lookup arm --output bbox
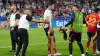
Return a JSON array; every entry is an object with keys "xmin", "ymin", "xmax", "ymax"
[
  {"xmin": 65, "ymin": 12, "xmax": 75, "ymax": 27},
  {"xmin": 32, "ymin": 19, "xmax": 48, "ymax": 23},
  {"xmin": 13, "ymin": 13, "xmax": 20, "ymax": 27},
  {"xmin": 6, "ymin": 19, "xmax": 10, "ymax": 27},
  {"xmin": 5, "ymin": 19, "xmax": 10, "ymax": 31},
  {"xmin": 65, "ymin": 18, "xmax": 74, "ymax": 27},
  {"xmin": 91, "ymin": 20, "xmax": 100, "ymax": 24},
  {"xmin": 13, "ymin": 19, "xmax": 19, "ymax": 27},
  {"xmin": 26, "ymin": 15, "xmax": 49, "ymax": 23},
  {"xmin": 85, "ymin": 15, "xmax": 89, "ymax": 26},
  {"xmin": 91, "ymin": 15, "xmax": 100, "ymax": 24}
]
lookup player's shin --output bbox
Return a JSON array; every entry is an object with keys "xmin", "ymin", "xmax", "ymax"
[
  {"xmin": 93, "ymin": 41, "xmax": 96, "ymax": 54},
  {"xmin": 86, "ymin": 39, "xmax": 91, "ymax": 51},
  {"xmin": 69, "ymin": 42, "xmax": 73, "ymax": 55},
  {"xmin": 77, "ymin": 42, "xmax": 84, "ymax": 54},
  {"xmin": 48, "ymin": 38, "xmax": 51, "ymax": 54},
  {"xmin": 51, "ymin": 36, "xmax": 57, "ymax": 54}
]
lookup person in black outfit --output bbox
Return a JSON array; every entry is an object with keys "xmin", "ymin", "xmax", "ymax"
[{"xmin": 6, "ymin": 4, "xmax": 20, "ymax": 52}]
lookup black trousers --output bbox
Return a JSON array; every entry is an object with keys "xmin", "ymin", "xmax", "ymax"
[
  {"xmin": 69, "ymin": 31, "xmax": 84, "ymax": 54},
  {"xmin": 16, "ymin": 28, "xmax": 29, "ymax": 56},
  {"xmin": 97, "ymin": 28, "xmax": 100, "ymax": 51},
  {"xmin": 10, "ymin": 26, "xmax": 19, "ymax": 50}
]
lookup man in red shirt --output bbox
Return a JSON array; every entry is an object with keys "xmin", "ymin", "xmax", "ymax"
[{"xmin": 85, "ymin": 10, "xmax": 100, "ymax": 55}]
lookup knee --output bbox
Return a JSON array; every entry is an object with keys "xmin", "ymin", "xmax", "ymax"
[
  {"xmin": 24, "ymin": 43, "xmax": 28, "ymax": 47},
  {"xmin": 51, "ymin": 40, "xmax": 54, "ymax": 44},
  {"xmin": 26, "ymin": 41, "xmax": 29, "ymax": 45},
  {"xmin": 51, "ymin": 39, "xmax": 55, "ymax": 45},
  {"xmin": 88, "ymin": 38, "xmax": 91, "ymax": 42},
  {"xmin": 69, "ymin": 41, "xmax": 73, "ymax": 45},
  {"xmin": 93, "ymin": 40, "xmax": 96, "ymax": 43},
  {"xmin": 48, "ymin": 39, "xmax": 51, "ymax": 44},
  {"xmin": 24, "ymin": 41, "xmax": 28, "ymax": 45},
  {"xmin": 14, "ymin": 36, "xmax": 18, "ymax": 41},
  {"xmin": 19, "ymin": 41, "xmax": 23, "ymax": 44}
]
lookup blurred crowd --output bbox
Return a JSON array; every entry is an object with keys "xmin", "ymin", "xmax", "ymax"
[{"xmin": 0, "ymin": 0, "xmax": 100, "ymax": 19}]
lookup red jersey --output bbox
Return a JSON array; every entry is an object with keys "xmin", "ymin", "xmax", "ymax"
[{"xmin": 86, "ymin": 13, "xmax": 99, "ymax": 33}]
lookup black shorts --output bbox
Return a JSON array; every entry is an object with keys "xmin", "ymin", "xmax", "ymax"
[
  {"xmin": 87, "ymin": 32, "xmax": 96, "ymax": 40},
  {"xmin": 69, "ymin": 31, "xmax": 82, "ymax": 42}
]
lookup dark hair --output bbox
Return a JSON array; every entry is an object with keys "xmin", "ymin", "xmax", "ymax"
[
  {"xmin": 24, "ymin": 8, "xmax": 32, "ymax": 10},
  {"xmin": 95, "ymin": 8, "xmax": 100, "ymax": 13},
  {"xmin": 73, "ymin": 5, "xmax": 80, "ymax": 9},
  {"xmin": 18, "ymin": 9, "xmax": 22, "ymax": 13},
  {"xmin": 46, "ymin": 1, "xmax": 55, "ymax": 8},
  {"xmin": 11, "ymin": 3, "xmax": 19, "ymax": 10},
  {"xmin": 11, "ymin": 3, "xmax": 16, "ymax": 6}
]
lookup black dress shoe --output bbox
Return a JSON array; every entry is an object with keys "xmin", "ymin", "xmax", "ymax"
[{"xmin": 9, "ymin": 50, "xmax": 16, "ymax": 52}]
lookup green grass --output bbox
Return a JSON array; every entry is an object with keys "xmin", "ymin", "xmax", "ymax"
[{"xmin": 0, "ymin": 27, "xmax": 95, "ymax": 56}]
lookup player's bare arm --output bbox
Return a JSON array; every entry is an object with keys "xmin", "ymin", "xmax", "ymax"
[
  {"xmin": 5, "ymin": 20, "xmax": 10, "ymax": 31},
  {"xmin": 32, "ymin": 19, "xmax": 49, "ymax": 24},
  {"xmin": 91, "ymin": 20, "xmax": 100, "ymax": 24}
]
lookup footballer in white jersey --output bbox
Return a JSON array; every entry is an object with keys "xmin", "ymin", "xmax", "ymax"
[{"xmin": 43, "ymin": 1, "xmax": 62, "ymax": 56}]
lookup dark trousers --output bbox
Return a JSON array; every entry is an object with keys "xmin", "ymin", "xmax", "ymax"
[
  {"xmin": 97, "ymin": 28, "xmax": 100, "ymax": 51},
  {"xmin": 69, "ymin": 31, "xmax": 84, "ymax": 54},
  {"xmin": 10, "ymin": 27, "xmax": 19, "ymax": 50},
  {"xmin": 16, "ymin": 28, "xmax": 29, "ymax": 56}
]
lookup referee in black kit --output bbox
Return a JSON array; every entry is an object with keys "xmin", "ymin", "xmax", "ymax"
[
  {"xmin": 14, "ymin": 8, "xmax": 48, "ymax": 56},
  {"xmin": 6, "ymin": 3, "xmax": 20, "ymax": 52}
]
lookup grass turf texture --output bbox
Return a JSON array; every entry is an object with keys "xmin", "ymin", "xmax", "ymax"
[{"xmin": 0, "ymin": 27, "xmax": 95, "ymax": 56}]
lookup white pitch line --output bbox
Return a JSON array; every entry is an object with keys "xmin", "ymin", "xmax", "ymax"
[{"xmin": 0, "ymin": 39, "xmax": 87, "ymax": 48}]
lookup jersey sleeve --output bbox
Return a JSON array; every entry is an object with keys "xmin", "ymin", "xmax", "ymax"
[
  {"xmin": 70, "ymin": 12, "xmax": 75, "ymax": 19},
  {"xmin": 26, "ymin": 15, "xmax": 33, "ymax": 21},
  {"xmin": 15, "ymin": 13, "xmax": 20, "ymax": 20},
  {"xmin": 65, "ymin": 12, "xmax": 75, "ymax": 27}
]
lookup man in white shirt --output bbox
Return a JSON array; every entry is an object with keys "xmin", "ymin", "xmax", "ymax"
[
  {"xmin": 14, "ymin": 8, "xmax": 48, "ymax": 56},
  {"xmin": 43, "ymin": 1, "xmax": 62, "ymax": 56}
]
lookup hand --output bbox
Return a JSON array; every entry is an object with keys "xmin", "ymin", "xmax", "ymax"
[
  {"xmin": 42, "ymin": 20, "xmax": 46, "ymax": 23},
  {"xmin": 44, "ymin": 20, "xmax": 49, "ymax": 24},
  {"xmin": 5, "ymin": 27, "xmax": 8, "ymax": 31},
  {"xmin": 49, "ymin": 27, "xmax": 53, "ymax": 33},
  {"xmin": 11, "ymin": 27, "xmax": 14, "ymax": 31},
  {"xmin": 70, "ymin": 27, "xmax": 73, "ymax": 31},
  {"xmin": 61, "ymin": 26, "xmax": 66, "ymax": 30},
  {"xmin": 90, "ymin": 22, "xmax": 95, "ymax": 24}
]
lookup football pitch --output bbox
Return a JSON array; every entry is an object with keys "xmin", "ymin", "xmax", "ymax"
[{"xmin": 0, "ymin": 27, "xmax": 95, "ymax": 56}]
